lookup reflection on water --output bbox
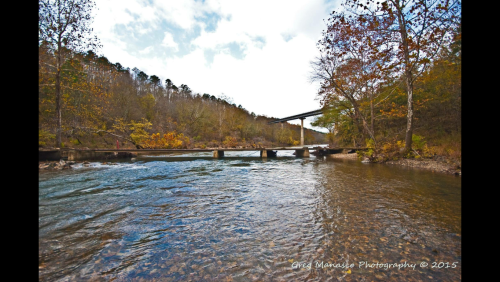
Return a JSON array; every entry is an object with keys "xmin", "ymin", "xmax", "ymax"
[{"xmin": 39, "ymin": 151, "xmax": 461, "ymax": 281}]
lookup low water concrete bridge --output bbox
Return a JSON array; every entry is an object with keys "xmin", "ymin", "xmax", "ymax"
[
  {"xmin": 268, "ymin": 109, "xmax": 324, "ymax": 146},
  {"xmin": 39, "ymin": 146, "xmax": 367, "ymax": 161}
]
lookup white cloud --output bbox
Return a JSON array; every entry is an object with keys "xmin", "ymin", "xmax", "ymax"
[
  {"xmin": 138, "ymin": 46, "xmax": 153, "ymax": 55},
  {"xmin": 91, "ymin": 0, "xmax": 341, "ymax": 132},
  {"xmin": 161, "ymin": 32, "xmax": 179, "ymax": 51}
]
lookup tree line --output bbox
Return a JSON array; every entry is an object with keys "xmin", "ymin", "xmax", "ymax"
[{"xmin": 38, "ymin": 45, "xmax": 326, "ymax": 148}]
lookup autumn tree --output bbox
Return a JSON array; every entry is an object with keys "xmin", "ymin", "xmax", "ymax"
[
  {"xmin": 340, "ymin": 0, "xmax": 461, "ymax": 153},
  {"xmin": 311, "ymin": 12, "xmax": 387, "ymax": 145},
  {"xmin": 39, "ymin": 0, "xmax": 101, "ymax": 147}
]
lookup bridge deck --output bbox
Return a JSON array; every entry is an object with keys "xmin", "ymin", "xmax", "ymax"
[
  {"xmin": 268, "ymin": 109, "xmax": 323, "ymax": 124},
  {"xmin": 75, "ymin": 147, "xmax": 366, "ymax": 152},
  {"xmin": 49, "ymin": 147, "xmax": 367, "ymax": 161}
]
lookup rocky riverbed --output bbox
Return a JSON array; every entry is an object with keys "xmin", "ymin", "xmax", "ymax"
[
  {"xmin": 39, "ymin": 160, "xmax": 75, "ymax": 170},
  {"xmin": 39, "ymin": 160, "xmax": 121, "ymax": 170}
]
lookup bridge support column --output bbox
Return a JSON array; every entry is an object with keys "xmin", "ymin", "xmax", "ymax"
[
  {"xmin": 295, "ymin": 147, "xmax": 310, "ymax": 158},
  {"xmin": 39, "ymin": 150, "xmax": 62, "ymax": 161},
  {"xmin": 213, "ymin": 150, "xmax": 224, "ymax": 158},
  {"xmin": 327, "ymin": 149, "xmax": 343, "ymax": 154},
  {"xmin": 68, "ymin": 150, "xmax": 97, "ymax": 161},
  {"xmin": 300, "ymin": 118, "xmax": 304, "ymax": 146},
  {"xmin": 260, "ymin": 149, "xmax": 267, "ymax": 158}
]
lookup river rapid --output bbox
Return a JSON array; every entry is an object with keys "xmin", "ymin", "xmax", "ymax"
[{"xmin": 39, "ymin": 148, "xmax": 461, "ymax": 281}]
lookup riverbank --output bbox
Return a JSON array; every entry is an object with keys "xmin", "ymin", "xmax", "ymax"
[
  {"xmin": 325, "ymin": 152, "xmax": 461, "ymax": 176},
  {"xmin": 325, "ymin": 152, "xmax": 359, "ymax": 160},
  {"xmin": 384, "ymin": 157, "xmax": 461, "ymax": 176}
]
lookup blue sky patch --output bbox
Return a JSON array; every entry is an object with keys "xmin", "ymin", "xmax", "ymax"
[
  {"xmin": 226, "ymin": 42, "xmax": 247, "ymax": 60},
  {"xmin": 196, "ymin": 12, "xmax": 222, "ymax": 33},
  {"xmin": 281, "ymin": 33, "xmax": 296, "ymax": 42},
  {"xmin": 251, "ymin": 36, "xmax": 266, "ymax": 49},
  {"xmin": 113, "ymin": 19, "xmax": 204, "ymax": 59}
]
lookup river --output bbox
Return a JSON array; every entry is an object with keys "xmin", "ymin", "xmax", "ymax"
[{"xmin": 39, "ymin": 147, "xmax": 461, "ymax": 281}]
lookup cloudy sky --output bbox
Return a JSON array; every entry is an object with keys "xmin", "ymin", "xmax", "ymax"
[{"xmin": 91, "ymin": 0, "xmax": 340, "ymax": 132}]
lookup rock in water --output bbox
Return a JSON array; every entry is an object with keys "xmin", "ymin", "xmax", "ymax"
[{"xmin": 39, "ymin": 164, "xmax": 49, "ymax": 170}]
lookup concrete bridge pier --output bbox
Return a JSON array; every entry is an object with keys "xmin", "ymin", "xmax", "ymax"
[
  {"xmin": 260, "ymin": 150, "xmax": 278, "ymax": 158},
  {"xmin": 267, "ymin": 108, "xmax": 324, "ymax": 146},
  {"xmin": 213, "ymin": 150, "xmax": 224, "ymax": 158},
  {"xmin": 260, "ymin": 149, "xmax": 267, "ymax": 158},
  {"xmin": 39, "ymin": 150, "xmax": 61, "ymax": 161},
  {"xmin": 67, "ymin": 150, "xmax": 136, "ymax": 161},
  {"xmin": 300, "ymin": 117, "xmax": 305, "ymax": 146},
  {"xmin": 295, "ymin": 147, "xmax": 310, "ymax": 158},
  {"xmin": 68, "ymin": 150, "xmax": 99, "ymax": 161}
]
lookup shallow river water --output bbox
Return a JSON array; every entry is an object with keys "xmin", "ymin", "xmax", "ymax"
[{"xmin": 39, "ymin": 148, "xmax": 461, "ymax": 281}]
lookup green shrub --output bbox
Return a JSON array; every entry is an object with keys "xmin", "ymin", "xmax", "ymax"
[
  {"xmin": 70, "ymin": 138, "xmax": 81, "ymax": 145},
  {"xmin": 411, "ymin": 134, "xmax": 426, "ymax": 151},
  {"xmin": 365, "ymin": 138, "xmax": 375, "ymax": 149},
  {"xmin": 39, "ymin": 130, "xmax": 55, "ymax": 147}
]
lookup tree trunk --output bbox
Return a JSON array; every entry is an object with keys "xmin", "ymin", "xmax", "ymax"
[
  {"xmin": 404, "ymin": 78, "xmax": 414, "ymax": 152},
  {"xmin": 395, "ymin": 0, "xmax": 414, "ymax": 154},
  {"xmin": 370, "ymin": 90, "xmax": 374, "ymax": 136},
  {"xmin": 55, "ymin": 41, "xmax": 62, "ymax": 148}
]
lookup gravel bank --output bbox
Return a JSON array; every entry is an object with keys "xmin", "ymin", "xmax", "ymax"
[
  {"xmin": 324, "ymin": 153, "xmax": 461, "ymax": 176},
  {"xmin": 325, "ymin": 153, "xmax": 359, "ymax": 159},
  {"xmin": 385, "ymin": 158, "xmax": 461, "ymax": 175}
]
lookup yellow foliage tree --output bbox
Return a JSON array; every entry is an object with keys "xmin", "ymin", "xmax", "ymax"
[
  {"xmin": 142, "ymin": 131, "xmax": 190, "ymax": 149},
  {"xmin": 223, "ymin": 136, "xmax": 238, "ymax": 148}
]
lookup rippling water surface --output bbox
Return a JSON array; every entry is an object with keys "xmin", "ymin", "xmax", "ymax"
[{"xmin": 39, "ymin": 149, "xmax": 461, "ymax": 281}]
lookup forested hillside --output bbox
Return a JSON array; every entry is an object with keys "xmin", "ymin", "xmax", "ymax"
[{"xmin": 39, "ymin": 46, "xmax": 325, "ymax": 149}]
